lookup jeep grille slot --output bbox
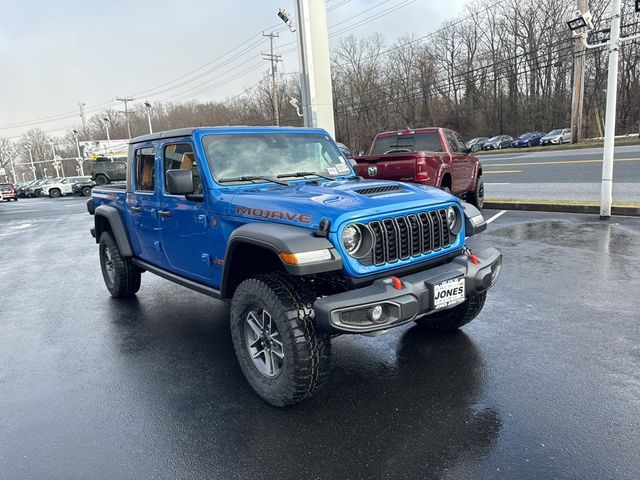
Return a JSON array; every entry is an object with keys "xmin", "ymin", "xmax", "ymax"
[{"xmin": 366, "ymin": 208, "xmax": 452, "ymax": 265}]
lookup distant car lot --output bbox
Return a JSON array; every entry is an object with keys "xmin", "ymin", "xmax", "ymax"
[{"xmin": 1, "ymin": 202, "xmax": 639, "ymax": 479}]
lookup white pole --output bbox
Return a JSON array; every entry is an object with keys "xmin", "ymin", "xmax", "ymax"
[
  {"xmin": 294, "ymin": 0, "xmax": 335, "ymax": 138},
  {"xmin": 103, "ymin": 120, "xmax": 113, "ymax": 161},
  {"xmin": 26, "ymin": 146, "xmax": 37, "ymax": 180},
  {"xmin": 74, "ymin": 135, "xmax": 85, "ymax": 175},
  {"xmin": 599, "ymin": 0, "xmax": 621, "ymax": 219}
]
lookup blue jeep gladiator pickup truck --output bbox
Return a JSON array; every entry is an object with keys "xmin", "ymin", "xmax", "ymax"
[{"xmin": 87, "ymin": 126, "xmax": 501, "ymax": 406}]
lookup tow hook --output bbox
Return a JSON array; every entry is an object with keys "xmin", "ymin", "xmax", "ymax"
[{"xmin": 464, "ymin": 246, "xmax": 479, "ymax": 265}]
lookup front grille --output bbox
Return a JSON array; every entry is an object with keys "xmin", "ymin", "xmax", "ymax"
[
  {"xmin": 354, "ymin": 184, "xmax": 404, "ymax": 196},
  {"xmin": 367, "ymin": 208, "xmax": 452, "ymax": 265}
]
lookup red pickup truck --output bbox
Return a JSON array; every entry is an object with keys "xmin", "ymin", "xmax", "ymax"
[{"xmin": 353, "ymin": 128, "xmax": 484, "ymax": 208}]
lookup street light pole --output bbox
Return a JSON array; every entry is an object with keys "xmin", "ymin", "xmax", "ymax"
[
  {"xmin": 144, "ymin": 101, "xmax": 153, "ymax": 133},
  {"xmin": 50, "ymin": 140, "xmax": 62, "ymax": 177},
  {"xmin": 25, "ymin": 145, "xmax": 37, "ymax": 180},
  {"xmin": 102, "ymin": 117, "xmax": 113, "ymax": 161},
  {"xmin": 72, "ymin": 129, "xmax": 85, "ymax": 175}
]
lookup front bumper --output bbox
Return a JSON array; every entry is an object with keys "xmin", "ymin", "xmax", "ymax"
[{"xmin": 314, "ymin": 247, "xmax": 501, "ymax": 333}]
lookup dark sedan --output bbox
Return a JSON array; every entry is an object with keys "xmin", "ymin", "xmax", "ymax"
[
  {"xmin": 511, "ymin": 131, "xmax": 546, "ymax": 148},
  {"xmin": 483, "ymin": 135, "xmax": 513, "ymax": 150}
]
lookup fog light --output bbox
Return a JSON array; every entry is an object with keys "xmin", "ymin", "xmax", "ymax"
[{"xmin": 370, "ymin": 305, "xmax": 383, "ymax": 321}]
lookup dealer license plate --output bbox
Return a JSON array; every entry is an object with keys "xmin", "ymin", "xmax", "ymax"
[{"xmin": 433, "ymin": 278, "xmax": 466, "ymax": 310}]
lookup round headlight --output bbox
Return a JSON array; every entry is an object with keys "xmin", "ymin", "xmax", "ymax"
[
  {"xmin": 447, "ymin": 206, "xmax": 462, "ymax": 235},
  {"xmin": 342, "ymin": 224, "xmax": 362, "ymax": 254}
]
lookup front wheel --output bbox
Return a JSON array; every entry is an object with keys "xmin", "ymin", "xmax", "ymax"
[
  {"xmin": 95, "ymin": 174, "xmax": 108, "ymax": 185},
  {"xmin": 49, "ymin": 188, "xmax": 61, "ymax": 198},
  {"xmin": 230, "ymin": 272, "xmax": 331, "ymax": 407},
  {"xmin": 415, "ymin": 292, "xmax": 487, "ymax": 332},
  {"xmin": 82, "ymin": 186, "xmax": 92, "ymax": 196},
  {"xmin": 467, "ymin": 176, "xmax": 484, "ymax": 209},
  {"xmin": 99, "ymin": 231, "xmax": 141, "ymax": 298}
]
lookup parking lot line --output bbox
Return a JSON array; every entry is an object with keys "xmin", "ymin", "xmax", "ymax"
[
  {"xmin": 483, "ymin": 170, "xmax": 523, "ymax": 174},
  {"xmin": 486, "ymin": 210, "xmax": 507, "ymax": 224},
  {"xmin": 485, "ymin": 157, "xmax": 640, "ymax": 168}
]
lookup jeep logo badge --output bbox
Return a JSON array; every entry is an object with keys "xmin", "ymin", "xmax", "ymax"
[{"xmin": 368, "ymin": 166, "xmax": 377, "ymax": 176}]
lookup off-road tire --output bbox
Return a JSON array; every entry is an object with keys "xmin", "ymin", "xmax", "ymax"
[
  {"xmin": 415, "ymin": 292, "xmax": 487, "ymax": 332},
  {"xmin": 82, "ymin": 186, "xmax": 92, "ymax": 196},
  {"xmin": 95, "ymin": 174, "xmax": 108, "ymax": 185},
  {"xmin": 49, "ymin": 188, "xmax": 61, "ymax": 198},
  {"xmin": 99, "ymin": 231, "xmax": 141, "ymax": 298},
  {"xmin": 467, "ymin": 176, "xmax": 484, "ymax": 209},
  {"xmin": 230, "ymin": 272, "xmax": 331, "ymax": 407}
]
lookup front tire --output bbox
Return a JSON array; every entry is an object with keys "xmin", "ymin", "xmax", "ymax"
[
  {"xmin": 99, "ymin": 231, "xmax": 141, "ymax": 298},
  {"xmin": 467, "ymin": 176, "xmax": 484, "ymax": 209},
  {"xmin": 95, "ymin": 174, "xmax": 108, "ymax": 185},
  {"xmin": 230, "ymin": 273, "xmax": 331, "ymax": 407},
  {"xmin": 82, "ymin": 186, "xmax": 92, "ymax": 196},
  {"xmin": 415, "ymin": 292, "xmax": 487, "ymax": 332},
  {"xmin": 49, "ymin": 188, "xmax": 61, "ymax": 198}
]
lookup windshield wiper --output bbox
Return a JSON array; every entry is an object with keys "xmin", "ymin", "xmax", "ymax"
[
  {"xmin": 277, "ymin": 171, "xmax": 335, "ymax": 181},
  {"xmin": 218, "ymin": 175, "xmax": 290, "ymax": 186}
]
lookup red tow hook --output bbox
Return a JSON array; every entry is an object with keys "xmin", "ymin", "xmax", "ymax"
[
  {"xmin": 391, "ymin": 276, "xmax": 403, "ymax": 290},
  {"xmin": 464, "ymin": 246, "xmax": 479, "ymax": 265}
]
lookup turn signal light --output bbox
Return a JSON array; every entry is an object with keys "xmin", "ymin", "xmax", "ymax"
[{"xmin": 279, "ymin": 249, "xmax": 332, "ymax": 265}]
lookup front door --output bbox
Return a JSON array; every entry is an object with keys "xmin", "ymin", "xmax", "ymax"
[
  {"xmin": 445, "ymin": 130, "xmax": 471, "ymax": 194},
  {"xmin": 130, "ymin": 145, "xmax": 163, "ymax": 265},
  {"xmin": 157, "ymin": 140, "xmax": 213, "ymax": 285}
]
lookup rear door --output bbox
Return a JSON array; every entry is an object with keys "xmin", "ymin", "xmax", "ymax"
[
  {"xmin": 157, "ymin": 140, "xmax": 214, "ymax": 284},
  {"xmin": 130, "ymin": 144, "xmax": 163, "ymax": 265},
  {"xmin": 445, "ymin": 130, "xmax": 471, "ymax": 194}
]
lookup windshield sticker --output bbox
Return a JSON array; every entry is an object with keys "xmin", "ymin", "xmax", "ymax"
[
  {"xmin": 235, "ymin": 206, "xmax": 312, "ymax": 224},
  {"xmin": 336, "ymin": 164, "xmax": 350, "ymax": 174},
  {"xmin": 327, "ymin": 167, "xmax": 338, "ymax": 175},
  {"xmin": 338, "ymin": 156, "xmax": 347, "ymax": 164}
]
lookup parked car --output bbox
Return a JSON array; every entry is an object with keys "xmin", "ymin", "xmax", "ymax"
[
  {"xmin": 0, "ymin": 183, "xmax": 18, "ymax": 201},
  {"xmin": 352, "ymin": 128, "xmax": 484, "ymax": 208},
  {"xmin": 336, "ymin": 142, "xmax": 353, "ymax": 158},
  {"xmin": 540, "ymin": 128, "xmax": 571, "ymax": 145},
  {"xmin": 72, "ymin": 179, "xmax": 97, "ymax": 197},
  {"xmin": 483, "ymin": 135, "xmax": 513, "ymax": 150},
  {"xmin": 465, "ymin": 137, "xmax": 489, "ymax": 152},
  {"xmin": 511, "ymin": 131, "xmax": 546, "ymax": 148},
  {"xmin": 17, "ymin": 180, "xmax": 36, "ymax": 198},
  {"xmin": 42, "ymin": 176, "xmax": 92, "ymax": 198},
  {"xmin": 91, "ymin": 160, "xmax": 127, "ymax": 185},
  {"xmin": 88, "ymin": 126, "xmax": 501, "ymax": 407},
  {"xmin": 24, "ymin": 179, "xmax": 52, "ymax": 197}
]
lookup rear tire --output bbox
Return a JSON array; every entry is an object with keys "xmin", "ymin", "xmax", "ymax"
[
  {"xmin": 49, "ymin": 188, "xmax": 61, "ymax": 198},
  {"xmin": 99, "ymin": 231, "xmax": 141, "ymax": 298},
  {"xmin": 467, "ymin": 176, "xmax": 484, "ymax": 209},
  {"xmin": 415, "ymin": 292, "xmax": 487, "ymax": 332},
  {"xmin": 230, "ymin": 272, "xmax": 331, "ymax": 407},
  {"xmin": 95, "ymin": 174, "xmax": 108, "ymax": 185}
]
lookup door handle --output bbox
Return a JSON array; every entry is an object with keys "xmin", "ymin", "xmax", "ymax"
[
  {"xmin": 131, "ymin": 206, "xmax": 143, "ymax": 213},
  {"xmin": 157, "ymin": 210, "xmax": 172, "ymax": 218}
]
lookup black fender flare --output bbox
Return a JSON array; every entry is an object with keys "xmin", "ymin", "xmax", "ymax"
[
  {"xmin": 221, "ymin": 223, "xmax": 342, "ymax": 298},
  {"xmin": 94, "ymin": 205, "xmax": 134, "ymax": 257},
  {"xmin": 460, "ymin": 201, "xmax": 487, "ymax": 236}
]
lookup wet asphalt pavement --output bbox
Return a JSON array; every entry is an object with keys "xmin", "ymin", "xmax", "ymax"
[{"xmin": 1, "ymin": 197, "xmax": 639, "ymax": 479}]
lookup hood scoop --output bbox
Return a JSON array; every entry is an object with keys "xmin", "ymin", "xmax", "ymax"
[{"xmin": 353, "ymin": 184, "xmax": 405, "ymax": 196}]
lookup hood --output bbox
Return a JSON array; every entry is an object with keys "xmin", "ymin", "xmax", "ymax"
[
  {"xmin": 225, "ymin": 179, "xmax": 456, "ymax": 232},
  {"xmin": 542, "ymin": 133, "xmax": 561, "ymax": 140}
]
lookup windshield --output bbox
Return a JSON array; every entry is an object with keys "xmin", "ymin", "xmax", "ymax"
[
  {"xmin": 371, "ymin": 132, "xmax": 442, "ymax": 155},
  {"xmin": 488, "ymin": 136, "xmax": 502, "ymax": 142},
  {"xmin": 548, "ymin": 129, "xmax": 563, "ymax": 135},
  {"xmin": 202, "ymin": 133, "xmax": 352, "ymax": 182},
  {"xmin": 518, "ymin": 133, "xmax": 533, "ymax": 139}
]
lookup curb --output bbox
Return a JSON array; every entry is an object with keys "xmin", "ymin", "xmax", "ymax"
[{"xmin": 484, "ymin": 200, "xmax": 640, "ymax": 217}]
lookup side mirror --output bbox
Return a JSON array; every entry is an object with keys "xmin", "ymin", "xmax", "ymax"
[{"xmin": 166, "ymin": 169, "xmax": 194, "ymax": 195}]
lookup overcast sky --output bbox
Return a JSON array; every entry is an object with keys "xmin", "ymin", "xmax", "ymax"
[{"xmin": 0, "ymin": 0, "xmax": 466, "ymax": 139}]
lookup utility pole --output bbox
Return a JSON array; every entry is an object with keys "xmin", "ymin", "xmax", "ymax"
[
  {"xmin": 262, "ymin": 32, "xmax": 282, "ymax": 126},
  {"xmin": 116, "ymin": 97, "xmax": 134, "ymax": 139},
  {"xmin": 576, "ymin": 0, "xmax": 640, "ymax": 218},
  {"xmin": 293, "ymin": 0, "xmax": 336, "ymax": 138},
  {"xmin": 570, "ymin": 0, "xmax": 587, "ymax": 144}
]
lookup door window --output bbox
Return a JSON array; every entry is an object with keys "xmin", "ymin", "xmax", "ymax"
[
  {"xmin": 162, "ymin": 143, "xmax": 202, "ymax": 195},
  {"xmin": 135, "ymin": 147, "xmax": 156, "ymax": 192},
  {"xmin": 445, "ymin": 131, "xmax": 463, "ymax": 153}
]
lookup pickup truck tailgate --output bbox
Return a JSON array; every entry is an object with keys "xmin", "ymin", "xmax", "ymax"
[{"xmin": 355, "ymin": 153, "xmax": 418, "ymax": 182}]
